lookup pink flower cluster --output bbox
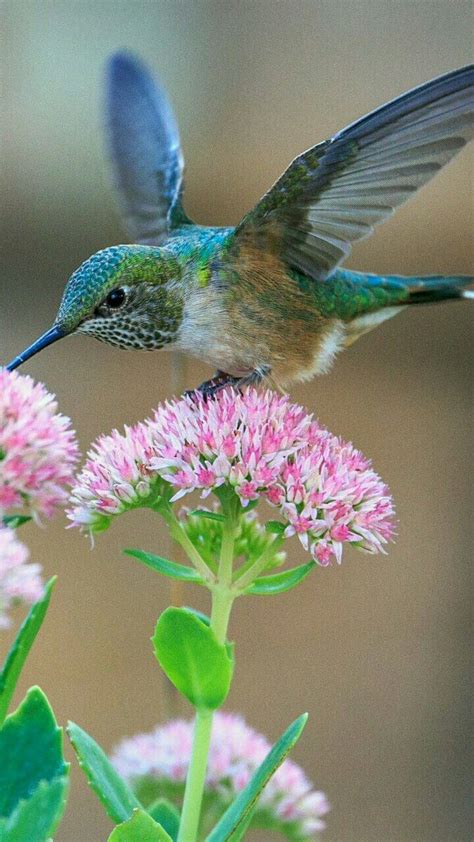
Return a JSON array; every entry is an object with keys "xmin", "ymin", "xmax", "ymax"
[
  {"xmin": 67, "ymin": 423, "xmax": 164, "ymax": 530},
  {"xmin": 112, "ymin": 712, "xmax": 330, "ymax": 837},
  {"xmin": 69, "ymin": 389, "xmax": 394, "ymax": 565},
  {"xmin": 0, "ymin": 527, "xmax": 43, "ymax": 628},
  {"xmin": 0, "ymin": 369, "xmax": 79, "ymax": 521}
]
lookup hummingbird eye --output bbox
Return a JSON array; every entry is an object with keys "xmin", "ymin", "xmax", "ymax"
[{"xmin": 104, "ymin": 288, "xmax": 127, "ymax": 309}]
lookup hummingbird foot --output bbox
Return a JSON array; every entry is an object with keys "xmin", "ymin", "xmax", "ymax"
[{"xmin": 189, "ymin": 367, "xmax": 271, "ymax": 400}]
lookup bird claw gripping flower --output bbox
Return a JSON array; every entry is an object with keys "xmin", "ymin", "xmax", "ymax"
[
  {"xmin": 111, "ymin": 712, "xmax": 330, "ymax": 839},
  {"xmin": 68, "ymin": 388, "xmax": 394, "ymax": 569}
]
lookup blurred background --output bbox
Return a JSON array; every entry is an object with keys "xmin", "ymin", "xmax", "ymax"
[{"xmin": 1, "ymin": 1, "xmax": 472, "ymax": 840}]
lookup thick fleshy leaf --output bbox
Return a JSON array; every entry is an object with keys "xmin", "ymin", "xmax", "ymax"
[
  {"xmin": 152, "ymin": 608, "xmax": 234, "ymax": 709},
  {"xmin": 0, "ymin": 686, "xmax": 69, "ymax": 840},
  {"xmin": 0, "ymin": 578, "xmax": 56, "ymax": 725},
  {"xmin": 182, "ymin": 606, "xmax": 210, "ymax": 626},
  {"xmin": 124, "ymin": 549, "xmax": 202, "ymax": 584},
  {"xmin": 265, "ymin": 521, "xmax": 286, "ymax": 535},
  {"xmin": 246, "ymin": 562, "xmax": 315, "ymax": 595},
  {"xmin": 0, "ymin": 686, "xmax": 68, "ymax": 818},
  {"xmin": 206, "ymin": 714, "xmax": 308, "ymax": 842},
  {"xmin": 67, "ymin": 722, "xmax": 140, "ymax": 823},
  {"xmin": 225, "ymin": 808, "xmax": 255, "ymax": 842},
  {"xmin": 107, "ymin": 808, "xmax": 172, "ymax": 842},
  {"xmin": 147, "ymin": 798, "xmax": 180, "ymax": 840},
  {"xmin": 190, "ymin": 510, "xmax": 225, "ymax": 522},
  {"xmin": 2, "ymin": 515, "xmax": 32, "ymax": 529},
  {"xmin": 0, "ymin": 776, "xmax": 69, "ymax": 842}
]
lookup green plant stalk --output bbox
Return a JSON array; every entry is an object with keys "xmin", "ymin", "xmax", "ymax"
[
  {"xmin": 177, "ymin": 510, "xmax": 237, "ymax": 842},
  {"xmin": 160, "ymin": 508, "xmax": 215, "ymax": 585},
  {"xmin": 234, "ymin": 535, "xmax": 284, "ymax": 592},
  {"xmin": 176, "ymin": 708, "xmax": 213, "ymax": 842}
]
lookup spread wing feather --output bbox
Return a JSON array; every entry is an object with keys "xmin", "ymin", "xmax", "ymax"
[
  {"xmin": 230, "ymin": 65, "xmax": 474, "ymax": 280},
  {"xmin": 104, "ymin": 51, "xmax": 190, "ymax": 245}
]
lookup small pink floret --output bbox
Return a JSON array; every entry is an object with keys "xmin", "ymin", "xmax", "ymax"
[
  {"xmin": 0, "ymin": 526, "xmax": 44, "ymax": 628},
  {"xmin": 0, "ymin": 369, "xmax": 79, "ymax": 521}
]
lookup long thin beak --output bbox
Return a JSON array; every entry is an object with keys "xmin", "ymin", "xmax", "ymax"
[{"xmin": 6, "ymin": 325, "xmax": 65, "ymax": 372}]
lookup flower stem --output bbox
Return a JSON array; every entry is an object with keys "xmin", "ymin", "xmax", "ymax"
[
  {"xmin": 210, "ymin": 586, "xmax": 234, "ymax": 646},
  {"xmin": 177, "ymin": 504, "xmax": 237, "ymax": 841},
  {"xmin": 161, "ymin": 509, "xmax": 215, "ymax": 584},
  {"xmin": 234, "ymin": 535, "xmax": 284, "ymax": 591},
  {"xmin": 177, "ymin": 708, "xmax": 213, "ymax": 842},
  {"xmin": 216, "ymin": 506, "xmax": 236, "ymax": 583}
]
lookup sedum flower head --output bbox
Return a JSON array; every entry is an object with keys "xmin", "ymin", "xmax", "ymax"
[
  {"xmin": 0, "ymin": 369, "xmax": 79, "ymax": 521},
  {"xmin": 111, "ymin": 711, "xmax": 330, "ymax": 839},
  {"xmin": 69, "ymin": 389, "xmax": 394, "ymax": 566},
  {"xmin": 0, "ymin": 526, "xmax": 43, "ymax": 628},
  {"xmin": 67, "ymin": 422, "xmax": 169, "ymax": 532}
]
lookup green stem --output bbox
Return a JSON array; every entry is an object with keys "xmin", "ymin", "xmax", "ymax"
[
  {"xmin": 177, "ymin": 708, "xmax": 213, "ymax": 842},
  {"xmin": 218, "ymin": 507, "xmax": 236, "ymax": 584},
  {"xmin": 177, "ymin": 506, "xmax": 237, "ymax": 841},
  {"xmin": 210, "ymin": 587, "xmax": 234, "ymax": 646},
  {"xmin": 160, "ymin": 508, "xmax": 215, "ymax": 584},
  {"xmin": 233, "ymin": 536, "xmax": 283, "ymax": 592}
]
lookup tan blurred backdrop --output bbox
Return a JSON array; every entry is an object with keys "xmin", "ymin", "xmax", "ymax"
[{"xmin": 1, "ymin": 2, "xmax": 473, "ymax": 840}]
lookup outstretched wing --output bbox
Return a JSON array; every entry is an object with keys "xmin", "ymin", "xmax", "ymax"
[
  {"xmin": 105, "ymin": 51, "xmax": 191, "ymax": 245},
  {"xmin": 230, "ymin": 65, "xmax": 474, "ymax": 281}
]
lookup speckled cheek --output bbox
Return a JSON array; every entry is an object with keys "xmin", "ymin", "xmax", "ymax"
[{"xmin": 77, "ymin": 317, "xmax": 171, "ymax": 351}]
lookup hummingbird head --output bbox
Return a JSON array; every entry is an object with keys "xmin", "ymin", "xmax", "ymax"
[{"xmin": 6, "ymin": 244, "xmax": 184, "ymax": 371}]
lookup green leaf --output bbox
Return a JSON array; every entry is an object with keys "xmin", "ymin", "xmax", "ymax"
[
  {"xmin": 225, "ymin": 808, "xmax": 255, "ymax": 842},
  {"xmin": 246, "ymin": 562, "xmax": 315, "ymax": 595},
  {"xmin": 107, "ymin": 808, "xmax": 172, "ymax": 842},
  {"xmin": 0, "ymin": 686, "xmax": 68, "ymax": 820},
  {"xmin": 0, "ymin": 776, "xmax": 69, "ymax": 842},
  {"xmin": 206, "ymin": 714, "xmax": 308, "ymax": 842},
  {"xmin": 0, "ymin": 686, "xmax": 69, "ymax": 840},
  {"xmin": 67, "ymin": 722, "xmax": 140, "ymax": 824},
  {"xmin": 2, "ymin": 516, "xmax": 32, "ymax": 529},
  {"xmin": 265, "ymin": 520, "xmax": 286, "ymax": 535},
  {"xmin": 0, "ymin": 578, "xmax": 56, "ymax": 725},
  {"xmin": 124, "ymin": 549, "xmax": 202, "ymax": 584},
  {"xmin": 147, "ymin": 798, "xmax": 180, "ymax": 840},
  {"xmin": 189, "ymin": 509, "xmax": 225, "ymax": 522},
  {"xmin": 152, "ymin": 608, "xmax": 234, "ymax": 709},
  {"xmin": 182, "ymin": 606, "xmax": 210, "ymax": 626}
]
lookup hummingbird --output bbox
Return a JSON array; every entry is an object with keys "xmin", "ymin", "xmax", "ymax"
[{"xmin": 5, "ymin": 53, "xmax": 473, "ymax": 394}]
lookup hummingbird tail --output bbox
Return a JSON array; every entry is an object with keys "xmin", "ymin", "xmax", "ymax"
[
  {"xmin": 328, "ymin": 269, "xmax": 473, "ymax": 318},
  {"xmin": 402, "ymin": 274, "xmax": 474, "ymax": 304},
  {"xmin": 340, "ymin": 271, "xmax": 472, "ymax": 349}
]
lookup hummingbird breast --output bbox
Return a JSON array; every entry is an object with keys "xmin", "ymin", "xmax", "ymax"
[{"xmin": 176, "ymin": 246, "xmax": 345, "ymax": 386}]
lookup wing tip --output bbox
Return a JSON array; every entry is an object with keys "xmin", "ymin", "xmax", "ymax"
[{"xmin": 106, "ymin": 49, "xmax": 152, "ymax": 86}]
